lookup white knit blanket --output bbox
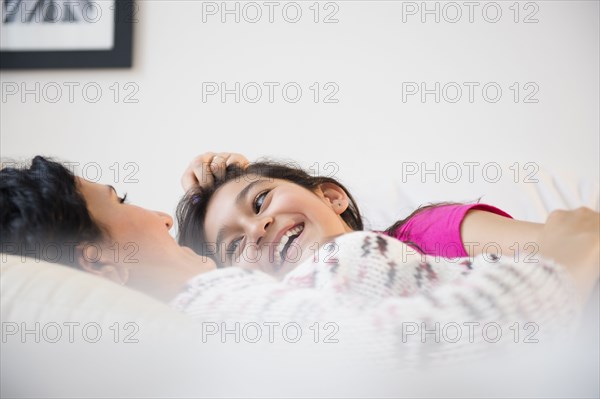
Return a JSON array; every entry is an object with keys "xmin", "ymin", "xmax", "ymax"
[{"xmin": 171, "ymin": 231, "xmax": 581, "ymax": 369}]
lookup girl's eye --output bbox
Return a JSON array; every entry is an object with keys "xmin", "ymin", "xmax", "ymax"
[
  {"xmin": 119, "ymin": 193, "xmax": 128, "ymax": 204},
  {"xmin": 253, "ymin": 190, "xmax": 269, "ymax": 213},
  {"xmin": 227, "ymin": 238, "xmax": 243, "ymax": 261},
  {"xmin": 226, "ymin": 189, "xmax": 270, "ymax": 261}
]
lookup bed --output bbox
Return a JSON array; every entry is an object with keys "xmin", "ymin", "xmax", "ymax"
[{"xmin": 2, "ymin": 165, "xmax": 598, "ymax": 398}]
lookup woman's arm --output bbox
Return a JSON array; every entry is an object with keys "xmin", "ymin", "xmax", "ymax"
[
  {"xmin": 536, "ymin": 207, "xmax": 600, "ymax": 304},
  {"xmin": 462, "ymin": 207, "xmax": 599, "ymax": 304},
  {"xmin": 460, "ymin": 210, "xmax": 544, "ymax": 259}
]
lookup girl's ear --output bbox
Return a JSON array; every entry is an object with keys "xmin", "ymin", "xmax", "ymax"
[
  {"xmin": 318, "ymin": 182, "xmax": 350, "ymax": 215},
  {"xmin": 76, "ymin": 243, "xmax": 130, "ymax": 286}
]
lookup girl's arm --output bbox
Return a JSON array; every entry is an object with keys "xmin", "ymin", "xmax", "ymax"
[{"xmin": 460, "ymin": 210, "xmax": 544, "ymax": 259}]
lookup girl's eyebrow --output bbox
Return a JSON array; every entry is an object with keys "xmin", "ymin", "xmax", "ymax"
[
  {"xmin": 215, "ymin": 179, "xmax": 266, "ymax": 249},
  {"xmin": 235, "ymin": 179, "xmax": 263, "ymax": 207}
]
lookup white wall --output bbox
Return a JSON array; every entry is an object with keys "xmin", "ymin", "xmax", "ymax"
[{"xmin": 2, "ymin": 0, "xmax": 599, "ymax": 229}]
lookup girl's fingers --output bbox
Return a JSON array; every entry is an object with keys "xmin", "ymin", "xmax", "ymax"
[
  {"xmin": 210, "ymin": 152, "xmax": 231, "ymax": 181},
  {"xmin": 181, "ymin": 170, "xmax": 197, "ymax": 193},
  {"xmin": 195, "ymin": 152, "xmax": 217, "ymax": 189},
  {"xmin": 181, "ymin": 152, "xmax": 214, "ymax": 191},
  {"xmin": 182, "ymin": 152, "xmax": 250, "ymax": 192},
  {"xmin": 211, "ymin": 152, "xmax": 249, "ymax": 179},
  {"xmin": 226, "ymin": 153, "xmax": 250, "ymax": 169}
]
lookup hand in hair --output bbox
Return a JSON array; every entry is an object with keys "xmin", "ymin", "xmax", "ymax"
[{"xmin": 181, "ymin": 152, "xmax": 249, "ymax": 192}]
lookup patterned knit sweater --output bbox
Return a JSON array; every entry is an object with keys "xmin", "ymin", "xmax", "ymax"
[{"xmin": 171, "ymin": 231, "xmax": 581, "ymax": 369}]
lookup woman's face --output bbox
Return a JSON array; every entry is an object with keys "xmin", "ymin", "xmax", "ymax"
[
  {"xmin": 203, "ymin": 175, "xmax": 353, "ymax": 278},
  {"xmin": 76, "ymin": 178, "xmax": 213, "ymax": 299}
]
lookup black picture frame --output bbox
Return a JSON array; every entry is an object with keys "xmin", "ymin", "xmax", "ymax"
[{"xmin": 0, "ymin": 0, "xmax": 134, "ymax": 69}]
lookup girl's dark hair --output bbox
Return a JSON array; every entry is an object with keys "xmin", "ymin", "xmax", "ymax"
[
  {"xmin": 177, "ymin": 160, "xmax": 462, "ymax": 266},
  {"xmin": 0, "ymin": 155, "xmax": 103, "ymax": 267},
  {"xmin": 176, "ymin": 162, "xmax": 364, "ymax": 266}
]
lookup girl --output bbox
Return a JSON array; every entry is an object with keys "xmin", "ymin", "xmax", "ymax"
[{"xmin": 177, "ymin": 152, "xmax": 546, "ymax": 277}]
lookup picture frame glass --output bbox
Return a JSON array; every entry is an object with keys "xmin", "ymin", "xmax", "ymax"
[
  {"xmin": 1, "ymin": 1, "xmax": 115, "ymax": 51},
  {"xmin": 0, "ymin": 0, "xmax": 132, "ymax": 69}
]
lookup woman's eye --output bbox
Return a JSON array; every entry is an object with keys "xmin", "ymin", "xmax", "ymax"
[
  {"xmin": 253, "ymin": 190, "xmax": 269, "ymax": 213},
  {"xmin": 119, "ymin": 193, "xmax": 128, "ymax": 204}
]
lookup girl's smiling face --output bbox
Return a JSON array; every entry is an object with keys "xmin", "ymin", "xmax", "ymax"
[{"xmin": 203, "ymin": 175, "xmax": 353, "ymax": 277}]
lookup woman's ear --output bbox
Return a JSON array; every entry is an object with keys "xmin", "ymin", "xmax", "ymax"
[
  {"xmin": 318, "ymin": 182, "xmax": 349, "ymax": 214},
  {"xmin": 76, "ymin": 243, "xmax": 130, "ymax": 285}
]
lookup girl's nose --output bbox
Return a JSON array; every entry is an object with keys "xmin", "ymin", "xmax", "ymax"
[{"xmin": 248, "ymin": 216, "xmax": 272, "ymax": 245}]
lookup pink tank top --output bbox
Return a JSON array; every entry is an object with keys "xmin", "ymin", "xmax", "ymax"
[{"xmin": 382, "ymin": 204, "xmax": 512, "ymax": 258}]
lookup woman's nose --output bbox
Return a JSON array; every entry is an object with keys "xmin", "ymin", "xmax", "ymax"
[{"xmin": 155, "ymin": 211, "xmax": 174, "ymax": 229}]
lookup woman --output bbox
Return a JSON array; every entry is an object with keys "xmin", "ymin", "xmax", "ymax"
[{"xmin": 1, "ymin": 156, "xmax": 216, "ymax": 302}]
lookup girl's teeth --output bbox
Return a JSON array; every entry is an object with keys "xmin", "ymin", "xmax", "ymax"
[{"xmin": 275, "ymin": 224, "xmax": 304, "ymax": 264}]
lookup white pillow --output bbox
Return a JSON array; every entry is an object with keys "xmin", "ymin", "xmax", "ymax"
[
  {"xmin": 1, "ymin": 254, "xmax": 190, "ymax": 327},
  {"xmin": 1, "ymin": 255, "xmax": 225, "ymax": 398},
  {"xmin": 0, "ymin": 255, "xmax": 379, "ymax": 397}
]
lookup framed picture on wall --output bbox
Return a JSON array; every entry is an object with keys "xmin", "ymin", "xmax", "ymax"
[{"xmin": 1, "ymin": 0, "xmax": 134, "ymax": 69}]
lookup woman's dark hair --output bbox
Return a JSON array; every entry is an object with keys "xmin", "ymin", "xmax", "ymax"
[
  {"xmin": 176, "ymin": 162, "xmax": 364, "ymax": 266},
  {"xmin": 0, "ymin": 156, "xmax": 103, "ymax": 267}
]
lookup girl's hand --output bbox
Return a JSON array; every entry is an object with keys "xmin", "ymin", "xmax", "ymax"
[{"xmin": 181, "ymin": 152, "xmax": 249, "ymax": 192}]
